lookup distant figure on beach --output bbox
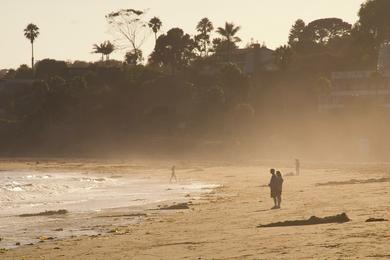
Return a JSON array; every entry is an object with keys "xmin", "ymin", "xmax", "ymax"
[
  {"xmin": 295, "ymin": 159, "xmax": 300, "ymax": 176},
  {"xmin": 268, "ymin": 169, "xmax": 278, "ymax": 209},
  {"xmin": 275, "ymin": 171, "xmax": 284, "ymax": 208},
  {"xmin": 170, "ymin": 165, "xmax": 177, "ymax": 183}
]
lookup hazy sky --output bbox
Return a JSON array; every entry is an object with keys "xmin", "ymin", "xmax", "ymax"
[{"xmin": 1, "ymin": 0, "xmax": 364, "ymax": 69}]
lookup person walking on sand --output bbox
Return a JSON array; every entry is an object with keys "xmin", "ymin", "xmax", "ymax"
[
  {"xmin": 295, "ymin": 159, "xmax": 300, "ymax": 176},
  {"xmin": 275, "ymin": 171, "xmax": 284, "ymax": 209},
  {"xmin": 170, "ymin": 165, "xmax": 177, "ymax": 183},
  {"xmin": 268, "ymin": 168, "xmax": 278, "ymax": 209}
]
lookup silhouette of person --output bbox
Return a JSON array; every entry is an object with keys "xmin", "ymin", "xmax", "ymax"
[
  {"xmin": 268, "ymin": 168, "xmax": 278, "ymax": 209},
  {"xmin": 275, "ymin": 171, "xmax": 284, "ymax": 208},
  {"xmin": 295, "ymin": 159, "xmax": 300, "ymax": 176},
  {"xmin": 170, "ymin": 165, "xmax": 177, "ymax": 183}
]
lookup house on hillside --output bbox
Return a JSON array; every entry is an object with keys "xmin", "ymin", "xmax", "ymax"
[
  {"xmin": 216, "ymin": 44, "xmax": 278, "ymax": 74},
  {"xmin": 198, "ymin": 44, "xmax": 277, "ymax": 76},
  {"xmin": 319, "ymin": 41, "xmax": 390, "ymax": 112},
  {"xmin": 231, "ymin": 44, "xmax": 277, "ymax": 74}
]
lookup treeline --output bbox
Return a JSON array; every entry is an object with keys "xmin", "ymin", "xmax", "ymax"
[
  {"xmin": 1, "ymin": 57, "xmax": 255, "ymax": 157},
  {"xmin": 1, "ymin": 0, "xmax": 390, "ymax": 159}
]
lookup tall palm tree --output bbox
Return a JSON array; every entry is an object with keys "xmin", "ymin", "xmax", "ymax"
[
  {"xmin": 148, "ymin": 17, "xmax": 162, "ymax": 42},
  {"xmin": 24, "ymin": 23, "xmax": 40, "ymax": 70},
  {"xmin": 216, "ymin": 22, "xmax": 241, "ymax": 59}
]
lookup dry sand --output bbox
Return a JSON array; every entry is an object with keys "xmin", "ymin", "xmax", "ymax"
[{"xmin": 1, "ymin": 159, "xmax": 390, "ymax": 259}]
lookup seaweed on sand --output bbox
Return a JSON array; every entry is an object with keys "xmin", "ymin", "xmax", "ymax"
[
  {"xmin": 19, "ymin": 209, "xmax": 68, "ymax": 217},
  {"xmin": 258, "ymin": 213, "xmax": 350, "ymax": 228},
  {"xmin": 159, "ymin": 203, "xmax": 190, "ymax": 210},
  {"xmin": 366, "ymin": 218, "xmax": 388, "ymax": 222}
]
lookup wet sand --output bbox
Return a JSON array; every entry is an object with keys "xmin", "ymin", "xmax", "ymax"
[
  {"xmin": 0, "ymin": 160, "xmax": 218, "ymax": 249},
  {"xmin": 1, "ymin": 159, "xmax": 390, "ymax": 259}
]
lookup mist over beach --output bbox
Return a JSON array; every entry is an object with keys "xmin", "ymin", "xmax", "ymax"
[{"xmin": 1, "ymin": 0, "xmax": 390, "ymax": 259}]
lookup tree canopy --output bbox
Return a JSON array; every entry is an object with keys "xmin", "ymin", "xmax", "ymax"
[
  {"xmin": 305, "ymin": 18, "xmax": 352, "ymax": 46},
  {"xmin": 148, "ymin": 17, "xmax": 162, "ymax": 42},
  {"xmin": 195, "ymin": 18, "xmax": 214, "ymax": 57},
  {"xmin": 288, "ymin": 19, "xmax": 306, "ymax": 47},
  {"xmin": 24, "ymin": 23, "xmax": 39, "ymax": 43},
  {"xmin": 358, "ymin": 0, "xmax": 390, "ymax": 44},
  {"xmin": 106, "ymin": 8, "xmax": 150, "ymax": 55},
  {"xmin": 149, "ymin": 28, "xmax": 195, "ymax": 73}
]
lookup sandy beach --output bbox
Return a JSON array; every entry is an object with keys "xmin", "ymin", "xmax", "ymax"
[{"xmin": 1, "ymin": 159, "xmax": 390, "ymax": 259}]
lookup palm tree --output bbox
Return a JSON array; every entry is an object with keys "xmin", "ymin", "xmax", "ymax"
[
  {"xmin": 93, "ymin": 43, "xmax": 105, "ymax": 61},
  {"xmin": 216, "ymin": 22, "xmax": 241, "ymax": 44},
  {"xmin": 93, "ymin": 41, "xmax": 115, "ymax": 61},
  {"xmin": 216, "ymin": 22, "xmax": 241, "ymax": 59},
  {"xmin": 24, "ymin": 23, "xmax": 40, "ymax": 70},
  {"xmin": 102, "ymin": 41, "xmax": 115, "ymax": 60},
  {"xmin": 197, "ymin": 18, "xmax": 214, "ymax": 35},
  {"xmin": 148, "ymin": 17, "xmax": 162, "ymax": 42}
]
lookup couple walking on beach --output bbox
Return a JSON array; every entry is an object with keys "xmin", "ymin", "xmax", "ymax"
[{"xmin": 269, "ymin": 169, "xmax": 283, "ymax": 209}]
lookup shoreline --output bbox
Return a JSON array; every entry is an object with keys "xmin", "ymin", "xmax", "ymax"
[{"xmin": 0, "ymin": 161, "xmax": 220, "ymax": 250}]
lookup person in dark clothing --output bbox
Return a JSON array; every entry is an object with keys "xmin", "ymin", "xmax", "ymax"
[
  {"xmin": 268, "ymin": 168, "xmax": 278, "ymax": 209},
  {"xmin": 275, "ymin": 171, "xmax": 284, "ymax": 208}
]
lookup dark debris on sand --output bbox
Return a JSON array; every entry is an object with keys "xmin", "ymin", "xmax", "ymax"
[
  {"xmin": 258, "ymin": 213, "xmax": 350, "ymax": 228},
  {"xmin": 159, "ymin": 203, "xmax": 190, "ymax": 210},
  {"xmin": 366, "ymin": 218, "xmax": 388, "ymax": 222},
  {"xmin": 98, "ymin": 213, "xmax": 147, "ymax": 218},
  {"xmin": 19, "ymin": 209, "xmax": 68, "ymax": 217}
]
